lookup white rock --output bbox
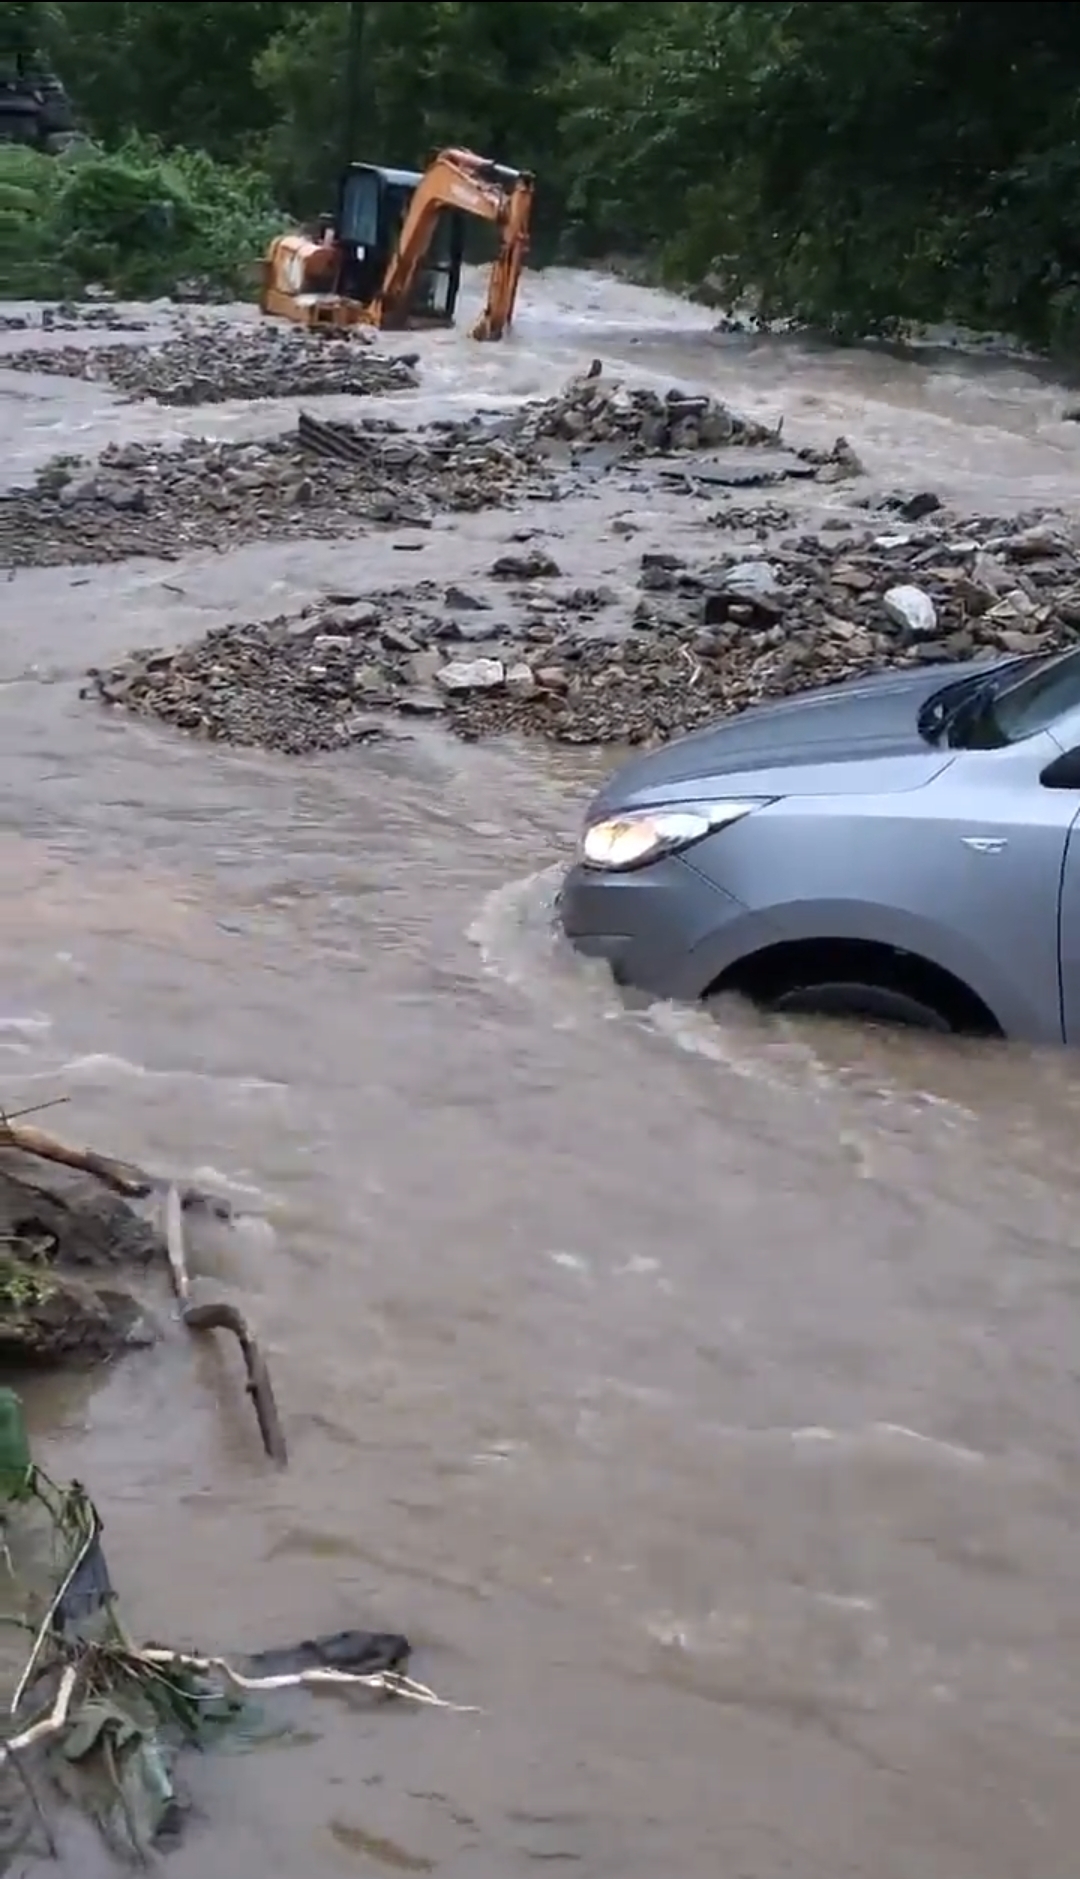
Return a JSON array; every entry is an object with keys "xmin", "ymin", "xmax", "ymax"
[
  {"xmin": 435, "ymin": 657, "xmax": 505, "ymax": 693},
  {"xmin": 883, "ymin": 584, "xmax": 937, "ymax": 637},
  {"xmin": 505, "ymin": 662, "xmax": 536, "ymax": 695},
  {"xmin": 724, "ymin": 559, "xmax": 780, "ymax": 598},
  {"xmin": 985, "ymin": 586, "xmax": 1037, "ymax": 622}
]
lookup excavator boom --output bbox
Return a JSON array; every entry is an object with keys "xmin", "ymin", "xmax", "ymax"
[
  {"xmin": 260, "ymin": 146, "xmax": 533, "ymax": 341},
  {"xmin": 377, "ymin": 148, "xmax": 533, "ymax": 340}
]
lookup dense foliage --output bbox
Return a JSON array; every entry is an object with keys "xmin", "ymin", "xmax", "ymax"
[
  {"xmin": 0, "ymin": 137, "xmax": 280, "ymax": 298},
  {"xmin": 3, "ymin": 0, "xmax": 1080, "ymax": 347}
]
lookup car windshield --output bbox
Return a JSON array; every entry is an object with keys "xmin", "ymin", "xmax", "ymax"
[{"xmin": 946, "ymin": 646, "xmax": 1080, "ymax": 748}]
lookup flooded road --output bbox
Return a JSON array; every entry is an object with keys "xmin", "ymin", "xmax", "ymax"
[{"xmin": 5, "ymin": 269, "xmax": 1080, "ymax": 1877}]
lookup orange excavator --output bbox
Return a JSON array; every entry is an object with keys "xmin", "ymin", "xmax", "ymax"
[{"xmin": 259, "ymin": 146, "xmax": 534, "ymax": 342}]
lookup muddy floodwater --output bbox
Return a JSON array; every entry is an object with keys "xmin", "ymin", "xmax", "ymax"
[{"xmin": 6, "ymin": 270, "xmax": 1080, "ymax": 1878}]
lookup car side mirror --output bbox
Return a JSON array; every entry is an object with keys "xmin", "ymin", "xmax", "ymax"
[{"xmin": 1041, "ymin": 748, "xmax": 1080, "ymax": 788}]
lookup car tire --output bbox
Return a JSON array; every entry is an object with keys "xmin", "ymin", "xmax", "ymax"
[{"xmin": 767, "ymin": 979, "xmax": 953, "ymax": 1033}]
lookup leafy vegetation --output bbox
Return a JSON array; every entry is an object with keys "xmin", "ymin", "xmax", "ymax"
[
  {"xmin": 3, "ymin": 0, "xmax": 1080, "ymax": 347},
  {"xmin": 0, "ymin": 136, "xmax": 280, "ymax": 299}
]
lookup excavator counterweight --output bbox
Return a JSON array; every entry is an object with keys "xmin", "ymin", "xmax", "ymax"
[{"xmin": 259, "ymin": 147, "xmax": 533, "ymax": 342}]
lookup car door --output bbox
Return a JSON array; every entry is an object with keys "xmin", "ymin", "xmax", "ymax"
[{"xmin": 1042, "ymin": 728, "xmax": 1080, "ymax": 1043}]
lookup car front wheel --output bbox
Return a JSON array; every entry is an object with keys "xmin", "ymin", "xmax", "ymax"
[
  {"xmin": 765, "ymin": 979, "xmax": 954, "ymax": 1032},
  {"xmin": 706, "ymin": 938, "xmax": 1002, "ymax": 1038}
]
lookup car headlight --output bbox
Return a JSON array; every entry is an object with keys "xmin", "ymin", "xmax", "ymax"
[{"xmin": 580, "ymin": 799, "xmax": 771, "ymax": 872}]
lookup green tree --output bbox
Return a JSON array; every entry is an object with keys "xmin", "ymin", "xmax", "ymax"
[
  {"xmin": 42, "ymin": 1, "xmax": 292, "ymax": 159},
  {"xmin": 15, "ymin": 0, "xmax": 1080, "ymax": 351}
]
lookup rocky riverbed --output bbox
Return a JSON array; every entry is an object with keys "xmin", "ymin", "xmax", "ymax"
[
  {"xmin": 2, "ymin": 367, "xmax": 828, "ymax": 569},
  {"xmin": 86, "ymin": 511, "xmax": 1080, "ymax": 751},
  {"xmin": 4, "ymin": 318, "xmax": 420, "ymax": 404},
  {"xmin": 3, "ymin": 417, "xmax": 560, "ymax": 567}
]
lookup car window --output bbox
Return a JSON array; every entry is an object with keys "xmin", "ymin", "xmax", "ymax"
[{"xmin": 993, "ymin": 647, "xmax": 1080, "ymax": 743}]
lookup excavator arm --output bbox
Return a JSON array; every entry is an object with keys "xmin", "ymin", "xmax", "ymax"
[{"xmin": 377, "ymin": 147, "xmax": 534, "ymax": 341}]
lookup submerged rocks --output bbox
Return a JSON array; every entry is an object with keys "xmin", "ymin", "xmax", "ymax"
[
  {"xmin": 4, "ymin": 319, "xmax": 419, "ymax": 405},
  {"xmin": 85, "ymin": 509, "xmax": 1080, "ymax": 753}
]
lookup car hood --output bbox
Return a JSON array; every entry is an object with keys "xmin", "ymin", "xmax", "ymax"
[{"xmin": 590, "ymin": 661, "xmax": 992, "ymax": 811}]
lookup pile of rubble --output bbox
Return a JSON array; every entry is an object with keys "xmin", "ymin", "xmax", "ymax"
[
  {"xmin": 3, "ymin": 319, "xmax": 419, "ymax": 405},
  {"xmin": 0, "ymin": 303, "xmax": 151, "ymax": 335},
  {"xmin": 521, "ymin": 364, "xmax": 780, "ymax": 453},
  {"xmin": 4, "ymin": 418, "xmax": 560, "ymax": 568},
  {"xmin": 4, "ymin": 366, "xmax": 860, "ymax": 570},
  {"xmin": 85, "ymin": 514, "xmax": 1080, "ymax": 752}
]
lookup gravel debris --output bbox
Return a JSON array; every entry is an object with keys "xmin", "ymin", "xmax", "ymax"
[
  {"xmin": 1, "ymin": 419, "xmax": 560, "ymax": 567},
  {"xmin": 85, "ymin": 513, "xmax": 1080, "ymax": 753},
  {"xmin": 3, "ymin": 319, "xmax": 419, "ymax": 404},
  {"xmin": 3, "ymin": 367, "xmax": 824, "ymax": 570}
]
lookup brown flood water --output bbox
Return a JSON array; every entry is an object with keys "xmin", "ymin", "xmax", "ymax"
[{"xmin": 5, "ymin": 271, "xmax": 1080, "ymax": 1877}]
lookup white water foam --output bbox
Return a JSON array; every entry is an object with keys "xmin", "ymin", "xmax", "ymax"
[{"xmin": 20, "ymin": 1052, "xmax": 290, "ymax": 1095}]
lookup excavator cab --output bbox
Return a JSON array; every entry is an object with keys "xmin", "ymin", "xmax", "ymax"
[{"xmin": 335, "ymin": 164, "xmax": 464, "ymax": 326}]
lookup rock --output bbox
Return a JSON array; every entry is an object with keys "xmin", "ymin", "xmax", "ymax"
[
  {"xmin": 898, "ymin": 491, "xmax": 942, "ymax": 521},
  {"xmin": 983, "ymin": 588, "xmax": 1039, "ymax": 627},
  {"xmin": 831, "ymin": 562, "xmax": 876, "ymax": 593},
  {"xmin": 435, "ymin": 657, "xmax": 505, "ymax": 693},
  {"xmin": 0, "ymin": 1149, "xmax": 161, "ymax": 1367},
  {"xmin": 444, "ymin": 585, "xmax": 489, "ymax": 611},
  {"xmin": 997, "ymin": 629, "xmax": 1052, "ymax": 655},
  {"xmin": 505, "ymin": 662, "xmax": 537, "ymax": 696},
  {"xmin": 883, "ymin": 584, "xmax": 938, "ymax": 638},
  {"xmin": 0, "ymin": 1258, "xmax": 150, "ymax": 1366},
  {"xmin": 491, "ymin": 549, "xmax": 561, "ymax": 580},
  {"xmin": 996, "ymin": 523, "xmax": 1071, "ymax": 561},
  {"xmin": 813, "ymin": 436, "xmax": 866, "ymax": 482},
  {"xmin": 722, "ymin": 560, "xmax": 781, "ymax": 600}
]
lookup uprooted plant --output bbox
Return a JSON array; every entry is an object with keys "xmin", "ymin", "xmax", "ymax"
[{"xmin": 0, "ymin": 1393, "xmax": 470, "ymax": 1864}]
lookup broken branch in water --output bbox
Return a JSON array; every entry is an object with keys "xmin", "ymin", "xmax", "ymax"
[
  {"xmin": 133, "ymin": 1648, "xmax": 478, "ymax": 1711},
  {"xmin": 161, "ymin": 1185, "xmax": 288, "ymax": 1467},
  {"xmin": 0, "ymin": 1119, "xmax": 150, "ymax": 1198},
  {"xmin": 0, "ymin": 1664, "xmax": 80, "ymax": 1769},
  {"xmin": 0, "ymin": 1115, "xmax": 234, "ymax": 1218}
]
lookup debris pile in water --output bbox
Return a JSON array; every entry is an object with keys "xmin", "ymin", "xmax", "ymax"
[
  {"xmin": 3, "ymin": 418, "xmax": 559, "ymax": 568},
  {"xmin": 3, "ymin": 319, "xmax": 420, "ymax": 404},
  {"xmin": 520, "ymin": 361, "xmax": 780, "ymax": 453},
  {"xmin": 85, "ymin": 513, "xmax": 1080, "ymax": 750},
  {"xmin": 0, "ymin": 304, "xmax": 152, "ymax": 335},
  {"xmin": 3, "ymin": 365, "xmax": 843, "ymax": 570}
]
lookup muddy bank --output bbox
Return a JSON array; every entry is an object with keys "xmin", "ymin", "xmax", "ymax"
[
  {"xmin": 2, "ymin": 367, "xmax": 837, "ymax": 570},
  {"xmin": 4, "ymin": 319, "xmax": 421, "ymax": 405},
  {"xmin": 87, "ymin": 512, "xmax": 1080, "ymax": 750}
]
